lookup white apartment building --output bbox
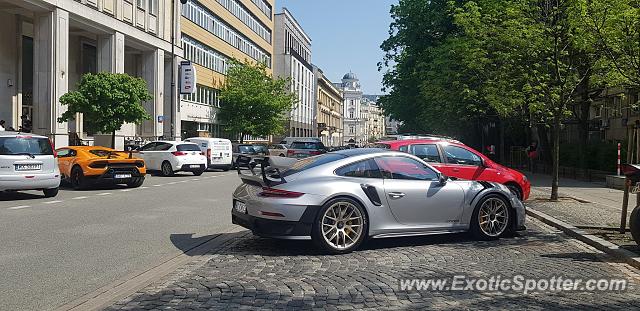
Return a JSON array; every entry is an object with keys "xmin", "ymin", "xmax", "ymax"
[
  {"xmin": 335, "ymin": 72, "xmax": 365, "ymax": 146},
  {"xmin": 0, "ymin": 0, "xmax": 182, "ymax": 148},
  {"xmin": 273, "ymin": 8, "xmax": 314, "ymax": 138}
]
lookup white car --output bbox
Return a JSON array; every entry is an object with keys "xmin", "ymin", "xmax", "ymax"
[
  {"xmin": 184, "ymin": 137, "xmax": 233, "ymax": 171},
  {"xmin": 137, "ymin": 141, "xmax": 207, "ymax": 176},
  {"xmin": 268, "ymin": 144, "xmax": 288, "ymax": 157},
  {"xmin": 0, "ymin": 132, "xmax": 61, "ymax": 197}
]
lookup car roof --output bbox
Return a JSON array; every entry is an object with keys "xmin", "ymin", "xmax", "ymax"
[
  {"xmin": 60, "ymin": 146, "xmax": 113, "ymax": 150},
  {"xmin": 0, "ymin": 131, "xmax": 48, "ymax": 138},
  {"xmin": 331, "ymin": 148, "xmax": 394, "ymax": 157},
  {"xmin": 380, "ymin": 138, "xmax": 463, "ymax": 147}
]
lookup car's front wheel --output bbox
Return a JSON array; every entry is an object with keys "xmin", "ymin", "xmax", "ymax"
[
  {"xmin": 312, "ymin": 197, "xmax": 368, "ymax": 254},
  {"xmin": 43, "ymin": 187, "xmax": 59, "ymax": 198},
  {"xmin": 470, "ymin": 194, "xmax": 511, "ymax": 240},
  {"xmin": 70, "ymin": 166, "xmax": 87, "ymax": 190}
]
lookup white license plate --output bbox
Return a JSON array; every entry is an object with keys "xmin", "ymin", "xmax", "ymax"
[
  {"xmin": 234, "ymin": 201, "xmax": 247, "ymax": 214},
  {"xmin": 190, "ymin": 164, "xmax": 201, "ymax": 168},
  {"xmin": 115, "ymin": 174, "xmax": 132, "ymax": 179},
  {"xmin": 15, "ymin": 164, "xmax": 42, "ymax": 171}
]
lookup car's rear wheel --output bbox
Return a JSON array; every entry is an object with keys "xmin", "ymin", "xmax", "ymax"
[
  {"xmin": 161, "ymin": 161, "xmax": 174, "ymax": 177},
  {"xmin": 192, "ymin": 169, "xmax": 204, "ymax": 176},
  {"xmin": 43, "ymin": 187, "xmax": 59, "ymax": 198},
  {"xmin": 471, "ymin": 195, "xmax": 511, "ymax": 240},
  {"xmin": 222, "ymin": 165, "xmax": 231, "ymax": 171},
  {"xmin": 126, "ymin": 177, "xmax": 145, "ymax": 188},
  {"xmin": 70, "ymin": 166, "xmax": 87, "ymax": 190},
  {"xmin": 312, "ymin": 197, "xmax": 368, "ymax": 254}
]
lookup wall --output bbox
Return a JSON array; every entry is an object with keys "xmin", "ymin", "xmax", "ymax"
[{"xmin": 0, "ymin": 13, "xmax": 17, "ymax": 128}]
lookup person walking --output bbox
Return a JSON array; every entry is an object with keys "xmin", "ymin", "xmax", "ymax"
[{"xmin": 526, "ymin": 141, "xmax": 538, "ymax": 173}]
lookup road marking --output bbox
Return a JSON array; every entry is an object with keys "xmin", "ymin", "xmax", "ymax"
[
  {"xmin": 192, "ymin": 178, "xmax": 200, "ymax": 181},
  {"xmin": 139, "ymin": 186, "xmax": 149, "ymax": 189},
  {"xmin": 120, "ymin": 189, "xmax": 133, "ymax": 192},
  {"xmin": 167, "ymin": 182, "xmax": 178, "ymax": 185},
  {"xmin": 8, "ymin": 205, "xmax": 30, "ymax": 210},
  {"xmin": 153, "ymin": 184, "xmax": 164, "ymax": 187},
  {"xmin": 179, "ymin": 180, "xmax": 188, "ymax": 183},
  {"xmin": 96, "ymin": 193, "xmax": 112, "ymax": 196},
  {"xmin": 43, "ymin": 200, "xmax": 62, "ymax": 204},
  {"xmin": 72, "ymin": 196, "xmax": 89, "ymax": 200}
]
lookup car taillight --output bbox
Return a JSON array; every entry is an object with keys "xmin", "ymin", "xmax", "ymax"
[
  {"xmin": 172, "ymin": 151, "xmax": 187, "ymax": 156},
  {"xmin": 49, "ymin": 138, "xmax": 57, "ymax": 158},
  {"xmin": 259, "ymin": 187, "xmax": 304, "ymax": 198},
  {"xmin": 309, "ymin": 150, "xmax": 322, "ymax": 155},
  {"xmin": 207, "ymin": 148, "xmax": 211, "ymax": 158},
  {"xmin": 89, "ymin": 161, "xmax": 108, "ymax": 169},
  {"xmin": 287, "ymin": 150, "xmax": 295, "ymax": 156}
]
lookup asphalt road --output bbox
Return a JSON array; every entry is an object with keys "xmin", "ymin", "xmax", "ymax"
[{"xmin": 0, "ymin": 170, "xmax": 241, "ymax": 311}]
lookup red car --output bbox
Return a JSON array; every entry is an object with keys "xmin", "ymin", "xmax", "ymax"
[{"xmin": 376, "ymin": 139, "xmax": 530, "ymax": 200}]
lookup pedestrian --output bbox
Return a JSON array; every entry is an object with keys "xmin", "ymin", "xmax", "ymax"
[
  {"xmin": 0, "ymin": 120, "xmax": 5, "ymax": 131},
  {"xmin": 526, "ymin": 141, "xmax": 538, "ymax": 173},
  {"xmin": 20, "ymin": 115, "xmax": 32, "ymax": 133}
]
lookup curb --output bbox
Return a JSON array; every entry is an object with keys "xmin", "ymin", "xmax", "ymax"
[{"xmin": 527, "ymin": 208, "xmax": 640, "ymax": 270}]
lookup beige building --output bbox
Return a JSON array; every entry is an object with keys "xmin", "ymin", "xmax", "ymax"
[
  {"xmin": 0, "ymin": 0, "xmax": 182, "ymax": 148},
  {"xmin": 361, "ymin": 96, "xmax": 385, "ymax": 143},
  {"xmin": 179, "ymin": 0, "xmax": 274, "ymax": 140},
  {"xmin": 313, "ymin": 66, "xmax": 342, "ymax": 146}
]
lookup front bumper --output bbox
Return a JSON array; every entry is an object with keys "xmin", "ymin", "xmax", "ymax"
[{"xmin": 231, "ymin": 202, "xmax": 321, "ymax": 238}]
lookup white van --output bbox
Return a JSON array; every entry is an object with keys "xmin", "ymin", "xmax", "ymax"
[{"xmin": 185, "ymin": 137, "xmax": 233, "ymax": 171}]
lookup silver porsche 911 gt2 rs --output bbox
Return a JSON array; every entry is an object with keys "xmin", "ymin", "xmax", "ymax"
[{"xmin": 232, "ymin": 148, "xmax": 525, "ymax": 254}]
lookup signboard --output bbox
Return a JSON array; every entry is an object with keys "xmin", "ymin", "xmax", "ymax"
[
  {"xmin": 179, "ymin": 61, "xmax": 197, "ymax": 94},
  {"xmin": 157, "ymin": 115, "xmax": 164, "ymax": 123}
]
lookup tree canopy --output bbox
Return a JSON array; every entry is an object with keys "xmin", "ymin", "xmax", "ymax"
[
  {"xmin": 218, "ymin": 60, "xmax": 297, "ymax": 141},
  {"xmin": 58, "ymin": 72, "xmax": 152, "ymax": 147}
]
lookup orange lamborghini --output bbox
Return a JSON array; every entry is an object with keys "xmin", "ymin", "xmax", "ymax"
[{"xmin": 56, "ymin": 146, "xmax": 146, "ymax": 189}]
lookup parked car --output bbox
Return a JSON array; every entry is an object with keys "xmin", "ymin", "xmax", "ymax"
[
  {"xmin": 232, "ymin": 143, "xmax": 259, "ymax": 168},
  {"xmin": 185, "ymin": 137, "xmax": 232, "ymax": 171},
  {"xmin": 268, "ymin": 144, "xmax": 288, "ymax": 157},
  {"xmin": 56, "ymin": 146, "xmax": 146, "ymax": 189},
  {"xmin": 286, "ymin": 140, "xmax": 326, "ymax": 159},
  {"xmin": 251, "ymin": 144, "xmax": 269, "ymax": 156},
  {"xmin": 137, "ymin": 141, "xmax": 207, "ymax": 176},
  {"xmin": 377, "ymin": 138, "xmax": 530, "ymax": 200},
  {"xmin": 279, "ymin": 137, "xmax": 321, "ymax": 147},
  {"xmin": 0, "ymin": 132, "xmax": 60, "ymax": 197},
  {"xmin": 232, "ymin": 148, "xmax": 525, "ymax": 254}
]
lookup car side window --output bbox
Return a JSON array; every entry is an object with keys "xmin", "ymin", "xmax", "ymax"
[
  {"xmin": 156, "ymin": 143, "xmax": 173, "ymax": 151},
  {"xmin": 57, "ymin": 149, "xmax": 71, "ymax": 158},
  {"xmin": 410, "ymin": 144, "xmax": 441, "ymax": 163},
  {"xmin": 374, "ymin": 157, "xmax": 438, "ymax": 181},
  {"xmin": 335, "ymin": 159, "xmax": 382, "ymax": 179},
  {"xmin": 140, "ymin": 143, "xmax": 157, "ymax": 151},
  {"xmin": 399, "ymin": 145, "xmax": 408, "ymax": 153},
  {"xmin": 443, "ymin": 145, "xmax": 483, "ymax": 166}
]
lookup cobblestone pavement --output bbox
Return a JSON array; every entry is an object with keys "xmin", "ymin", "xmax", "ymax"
[{"xmin": 106, "ymin": 218, "xmax": 640, "ymax": 310}]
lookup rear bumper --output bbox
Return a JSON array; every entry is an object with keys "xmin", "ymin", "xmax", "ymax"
[
  {"xmin": 177, "ymin": 164, "xmax": 206, "ymax": 172},
  {"xmin": 231, "ymin": 202, "xmax": 321, "ymax": 238},
  {"xmin": 84, "ymin": 167, "xmax": 145, "ymax": 184},
  {"xmin": 0, "ymin": 173, "xmax": 60, "ymax": 191}
]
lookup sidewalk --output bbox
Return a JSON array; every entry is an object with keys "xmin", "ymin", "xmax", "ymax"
[{"xmin": 526, "ymin": 172, "xmax": 631, "ymax": 228}]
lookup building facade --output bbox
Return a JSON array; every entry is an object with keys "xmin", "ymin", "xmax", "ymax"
[
  {"xmin": 362, "ymin": 95, "xmax": 385, "ymax": 142},
  {"xmin": 0, "ymin": 0, "xmax": 181, "ymax": 148},
  {"xmin": 179, "ymin": 0, "xmax": 274, "ymax": 140},
  {"xmin": 335, "ymin": 72, "xmax": 364, "ymax": 146},
  {"xmin": 313, "ymin": 66, "xmax": 343, "ymax": 146},
  {"xmin": 273, "ymin": 8, "xmax": 314, "ymax": 138}
]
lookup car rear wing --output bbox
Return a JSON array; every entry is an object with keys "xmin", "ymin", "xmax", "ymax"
[
  {"xmin": 109, "ymin": 150, "xmax": 140, "ymax": 159},
  {"xmin": 236, "ymin": 155, "xmax": 297, "ymax": 187}
]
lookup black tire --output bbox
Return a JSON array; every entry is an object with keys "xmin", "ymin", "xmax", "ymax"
[
  {"xmin": 470, "ymin": 194, "xmax": 512, "ymax": 240},
  {"xmin": 311, "ymin": 197, "xmax": 368, "ymax": 254},
  {"xmin": 70, "ymin": 166, "xmax": 87, "ymax": 190},
  {"xmin": 126, "ymin": 176, "xmax": 145, "ymax": 188},
  {"xmin": 279, "ymin": 153, "xmax": 285, "ymax": 157},
  {"xmin": 193, "ymin": 169, "xmax": 204, "ymax": 176},
  {"xmin": 630, "ymin": 206, "xmax": 640, "ymax": 244},
  {"xmin": 506, "ymin": 183, "xmax": 523, "ymax": 201},
  {"xmin": 161, "ymin": 161, "xmax": 174, "ymax": 177},
  {"xmin": 222, "ymin": 165, "xmax": 231, "ymax": 172},
  {"xmin": 43, "ymin": 187, "xmax": 59, "ymax": 198}
]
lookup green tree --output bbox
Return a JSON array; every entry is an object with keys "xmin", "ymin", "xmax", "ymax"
[
  {"xmin": 58, "ymin": 72, "xmax": 152, "ymax": 148},
  {"xmin": 219, "ymin": 60, "xmax": 296, "ymax": 142}
]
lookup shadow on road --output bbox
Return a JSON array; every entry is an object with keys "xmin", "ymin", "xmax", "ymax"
[{"xmin": 0, "ymin": 191, "xmax": 46, "ymax": 201}]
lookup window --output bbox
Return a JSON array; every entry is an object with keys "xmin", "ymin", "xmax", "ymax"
[
  {"xmin": 349, "ymin": 126, "xmax": 355, "ymax": 134},
  {"xmin": 290, "ymin": 142, "xmax": 325, "ymax": 150},
  {"xmin": 0, "ymin": 137, "xmax": 53, "ymax": 155},
  {"xmin": 335, "ymin": 159, "xmax": 382, "ymax": 179},
  {"xmin": 149, "ymin": 0, "xmax": 158, "ymax": 15},
  {"xmin": 398, "ymin": 145, "xmax": 408, "ymax": 153},
  {"xmin": 137, "ymin": 0, "xmax": 145, "ymax": 9},
  {"xmin": 410, "ymin": 144, "xmax": 441, "ymax": 163},
  {"xmin": 140, "ymin": 142, "xmax": 158, "ymax": 151},
  {"xmin": 56, "ymin": 148, "xmax": 72, "ymax": 158},
  {"xmin": 442, "ymin": 145, "xmax": 483, "ymax": 166},
  {"xmin": 281, "ymin": 153, "xmax": 348, "ymax": 177},
  {"xmin": 213, "ymin": 0, "xmax": 271, "ymax": 43},
  {"xmin": 374, "ymin": 157, "xmax": 438, "ymax": 181},
  {"xmin": 181, "ymin": 36, "xmax": 229, "ymax": 74},
  {"xmin": 349, "ymin": 112, "xmax": 354, "ymax": 119},
  {"xmin": 156, "ymin": 143, "xmax": 174, "ymax": 151},
  {"xmin": 177, "ymin": 144, "xmax": 201, "ymax": 152}
]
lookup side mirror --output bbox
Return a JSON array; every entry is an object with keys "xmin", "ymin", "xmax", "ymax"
[{"xmin": 438, "ymin": 173, "xmax": 448, "ymax": 185}]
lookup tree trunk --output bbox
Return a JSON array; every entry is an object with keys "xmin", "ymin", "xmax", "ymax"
[
  {"xmin": 111, "ymin": 130, "xmax": 116, "ymax": 149},
  {"xmin": 551, "ymin": 115, "xmax": 561, "ymax": 201},
  {"xmin": 499, "ymin": 120, "xmax": 505, "ymax": 164}
]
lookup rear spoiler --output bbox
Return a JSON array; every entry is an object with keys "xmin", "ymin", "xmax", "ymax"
[
  {"xmin": 108, "ymin": 150, "xmax": 140, "ymax": 159},
  {"xmin": 236, "ymin": 155, "xmax": 297, "ymax": 187}
]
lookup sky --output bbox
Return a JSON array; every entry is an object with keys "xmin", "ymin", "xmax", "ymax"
[{"xmin": 276, "ymin": 0, "xmax": 397, "ymax": 95}]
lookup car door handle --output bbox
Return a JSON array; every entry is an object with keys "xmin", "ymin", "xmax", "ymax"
[
  {"xmin": 452, "ymin": 168, "xmax": 460, "ymax": 172},
  {"xmin": 388, "ymin": 192, "xmax": 405, "ymax": 199}
]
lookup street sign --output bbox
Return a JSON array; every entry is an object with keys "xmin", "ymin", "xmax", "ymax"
[
  {"xmin": 158, "ymin": 115, "xmax": 164, "ymax": 123},
  {"xmin": 179, "ymin": 61, "xmax": 197, "ymax": 94}
]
